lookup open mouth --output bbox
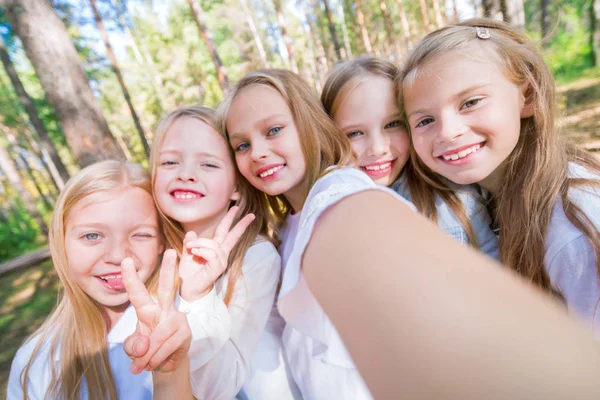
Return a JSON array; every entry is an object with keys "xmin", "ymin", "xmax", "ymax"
[
  {"xmin": 170, "ymin": 190, "xmax": 204, "ymax": 201},
  {"xmin": 360, "ymin": 160, "xmax": 396, "ymax": 177},
  {"xmin": 438, "ymin": 142, "xmax": 485, "ymax": 162},
  {"xmin": 96, "ymin": 274, "xmax": 125, "ymax": 291},
  {"xmin": 257, "ymin": 164, "xmax": 285, "ymax": 180}
]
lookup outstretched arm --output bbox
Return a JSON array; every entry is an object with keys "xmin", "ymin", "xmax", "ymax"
[{"xmin": 304, "ymin": 190, "xmax": 600, "ymax": 400}]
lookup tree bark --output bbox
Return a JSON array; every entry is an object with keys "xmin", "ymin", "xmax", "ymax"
[
  {"xmin": 379, "ymin": 0, "xmax": 400, "ymax": 55},
  {"xmin": 240, "ymin": 0, "xmax": 270, "ymax": 68},
  {"xmin": 431, "ymin": 0, "xmax": 445, "ymax": 27},
  {"xmin": 272, "ymin": 0, "xmax": 299, "ymax": 73},
  {"xmin": 0, "ymin": 139, "xmax": 48, "ymax": 235},
  {"xmin": 321, "ymin": 0, "xmax": 343, "ymax": 61},
  {"xmin": 89, "ymin": 0, "xmax": 150, "ymax": 157},
  {"xmin": 541, "ymin": 0, "xmax": 551, "ymax": 40},
  {"xmin": 338, "ymin": 3, "xmax": 353, "ymax": 58},
  {"xmin": 186, "ymin": 0, "xmax": 231, "ymax": 93},
  {"xmin": 395, "ymin": 0, "xmax": 414, "ymax": 51},
  {"xmin": 592, "ymin": 0, "xmax": 600, "ymax": 66},
  {"xmin": 502, "ymin": 0, "xmax": 525, "ymax": 28},
  {"xmin": 1, "ymin": 0, "xmax": 125, "ymax": 168},
  {"xmin": 354, "ymin": 0, "xmax": 373, "ymax": 53},
  {"xmin": 0, "ymin": 36, "xmax": 70, "ymax": 188},
  {"xmin": 418, "ymin": 0, "xmax": 432, "ymax": 31},
  {"xmin": 306, "ymin": 9, "xmax": 328, "ymax": 88}
]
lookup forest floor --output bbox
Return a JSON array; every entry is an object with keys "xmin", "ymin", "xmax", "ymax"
[{"xmin": 1, "ymin": 75, "xmax": 600, "ymax": 396}]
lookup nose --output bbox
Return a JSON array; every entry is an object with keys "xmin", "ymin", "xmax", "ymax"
[
  {"xmin": 176, "ymin": 162, "xmax": 197, "ymax": 182},
  {"xmin": 436, "ymin": 112, "xmax": 466, "ymax": 144},
  {"xmin": 367, "ymin": 131, "xmax": 390, "ymax": 158},
  {"xmin": 104, "ymin": 237, "xmax": 131, "ymax": 266},
  {"xmin": 250, "ymin": 139, "xmax": 269, "ymax": 162}
]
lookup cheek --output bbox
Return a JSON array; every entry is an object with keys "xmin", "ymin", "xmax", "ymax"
[
  {"xmin": 391, "ymin": 132, "xmax": 410, "ymax": 155},
  {"xmin": 350, "ymin": 140, "xmax": 367, "ymax": 159},
  {"xmin": 235, "ymin": 154, "xmax": 253, "ymax": 180}
]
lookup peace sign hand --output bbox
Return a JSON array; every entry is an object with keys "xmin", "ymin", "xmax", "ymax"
[
  {"xmin": 122, "ymin": 249, "xmax": 192, "ymax": 374},
  {"xmin": 179, "ymin": 206, "xmax": 255, "ymax": 302}
]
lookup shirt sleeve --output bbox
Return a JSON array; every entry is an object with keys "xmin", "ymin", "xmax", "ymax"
[
  {"xmin": 547, "ymin": 235, "xmax": 600, "ymax": 338},
  {"xmin": 188, "ymin": 241, "xmax": 282, "ymax": 400},
  {"xmin": 7, "ymin": 339, "xmax": 43, "ymax": 400}
]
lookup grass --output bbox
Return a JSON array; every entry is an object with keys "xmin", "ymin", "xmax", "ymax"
[{"xmin": 0, "ymin": 261, "xmax": 59, "ymax": 398}]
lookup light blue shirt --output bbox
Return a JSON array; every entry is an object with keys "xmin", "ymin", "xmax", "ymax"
[
  {"xmin": 392, "ymin": 174, "xmax": 499, "ymax": 260},
  {"xmin": 545, "ymin": 163, "xmax": 600, "ymax": 338}
]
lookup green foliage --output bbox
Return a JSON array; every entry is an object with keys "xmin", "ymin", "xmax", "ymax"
[{"xmin": 0, "ymin": 199, "xmax": 45, "ymax": 262}]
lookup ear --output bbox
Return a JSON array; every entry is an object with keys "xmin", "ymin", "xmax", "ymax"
[
  {"xmin": 230, "ymin": 186, "xmax": 241, "ymax": 202},
  {"xmin": 520, "ymin": 82, "xmax": 534, "ymax": 118}
]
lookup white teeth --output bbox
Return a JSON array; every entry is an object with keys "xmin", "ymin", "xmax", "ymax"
[
  {"xmin": 364, "ymin": 162, "xmax": 391, "ymax": 171},
  {"xmin": 173, "ymin": 191, "xmax": 200, "ymax": 200},
  {"xmin": 442, "ymin": 143, "xmax": 482, "ymax": 161},
  {"xmin": 259, "ymin": 165, "xmax": 283, "ymax": 178}
]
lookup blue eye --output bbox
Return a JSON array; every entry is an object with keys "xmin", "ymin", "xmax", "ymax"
[
  {"xmin": 415, "ymin": 118, "xmax": 434, "ymax": 128},
  {"xmin": 462, "ymin": 98, "xmax": 481, "ymax": 109},
  {"xmin": 161, "ymin": 160, "xmax": 177, "ymax": 166},
  {"xmin": 83, "ymin": 233, "xmax": 101, "ymax": 241},
  {"xmin": 347, "ymin": 131, "xmax": 363, "ymax": 139},
  {"xmin": 268, "ymin": 126, "xmax": 282, "ymax": 136},
  {"xmin": 234, "ymin": 142, "xmax": 249, "ymax": 152},
  {"xmin": 384, "ymin": 121, "xmax": 401, "ymax": 129}
]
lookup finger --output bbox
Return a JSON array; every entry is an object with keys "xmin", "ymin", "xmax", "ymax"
[
  {"xmin": 157, "ymin": 249, "xmax": 178, "ymax": 314},
  {"xmin": 123, "ymin": 332, "xmax": 150, "ymax": 359},
  {"xmin": 185, "ymin": 237, "xmax": 222, "ymax": 250},
  {"xmin": 213, "ymin": 206, "xmax": 239, "ymax": 243},
  {"xmin": 122, "ymin": 257, "xmax": 154, "ymax": 311},
  {"xmin": 182, "ymin": 231, "xmax": 197, "ymax": 248},
  {"xmin": 221, "ymin": 213, "xmax": 255, "ymax": 253},
  {"xmin": 190, "ymin": 248, "xmax": 227, "ymax": 277},
  {"xmin": 147, "ymin": 319, "xmax": 191, "ymax": 370},
  {"xmin": 135, "ymin": 321, "xmax": 179, "ymax": 372}
]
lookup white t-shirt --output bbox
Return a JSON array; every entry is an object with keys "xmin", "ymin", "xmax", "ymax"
[{"xmin": 278, "ymin": 167, "xmax": 414, "ymax": 400}]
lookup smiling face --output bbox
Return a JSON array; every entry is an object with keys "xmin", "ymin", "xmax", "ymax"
[
  {"xmin": 403, "ymin": 45, "xmax": 532, "ymax": 193},
  {"xmin": 334, "ymin": 75, "xmax": 409, "ymax": 186},
  {"xmin": 153, "ymin": 117, "xmax": 240, "ymax": 234},
  {"xmin": 64, "ymin": 186, "xmax": 162, "ymax": 318},
  {"xmin": 226, "ymin": 84, "xmax": 308, "ymax": 211}
]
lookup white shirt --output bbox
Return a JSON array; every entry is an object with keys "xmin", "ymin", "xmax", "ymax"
[
  {"xmin": 545, "ymin": 163, "xmax": 600, "ymax": 338},
  {"xmin": 7, "ymin": 305, "xmax": 153, "ymax": 399},
  {"xmin": 181, "ymin": 239, "xmax": 301, "ymax": 400},
  {"xmin": 278, "ymin": 167, "xmax": 413, "ymax": 400}
]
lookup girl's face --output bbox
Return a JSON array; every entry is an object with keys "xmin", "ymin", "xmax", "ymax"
[
  {"xmin": 64, "ymin": 186, "xmax": 162, "ymax": 317},
  {"xmin": 334, "ymin": 75, "xmax": 409, "ymax": 187},
  {"xmin": 154, "ymin": 117, "xmax": 240, "ymax": 233},
  {"xmin": 227, "ymin": 85, "xmax": 308, "ymax": 212},
  {"xmin": 403, "ymin": 45, "xmax": 532, "ymax": 193}
]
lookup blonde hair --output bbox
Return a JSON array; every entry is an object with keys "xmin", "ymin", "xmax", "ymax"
[
  {"xmin": 218, "ymin": 69, "xmax": 355, "ymax": 240},
  {"xmin": 20, "ymin": 160, "xmax": 158, "ymax": 400},
  {"xmin": 150, "ymin": 106, "xmax": 266, "ymax": 305},
  {"xmin": 322, "ymin": 56, "xmax": 478, "ymax": 246},
  {"xmin": 400, "ymin": 18, "xmax": 600, "ymax": 291}
]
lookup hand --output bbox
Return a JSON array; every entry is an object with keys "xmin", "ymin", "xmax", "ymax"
[
  {"xmin": 179, "ymin": 206, "xmax": 255, "ymax": 301},
  {"xmin": 122, "ymin": 249, "xmax": 192, "ymax": 374}
]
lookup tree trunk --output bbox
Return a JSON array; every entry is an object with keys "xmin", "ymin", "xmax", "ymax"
[
  {"xmin": 0, "ymin": 36, "xmax": 70, "ymax": 188},
  {"xmin": 240, "ymin": 0, "xmax": 270, "ymax": 68},
  {"xmin": 541, "ymin": 0, "xmax": 551, "ymax": 40},
  {"xmin": 395, "ymin": 0, "xmax": 414, "ymax": 51},
  {"xmin": 273, "ymin": 0, "xmax": 299, "ymax": 73},
  {"xmin": 306, "ymin": 10, "xmax": 328, "ymax": 87},
  {"xmin": 88, "ymin": 0, "xmax": 150, "ymax": 157},
  {"xmin": 338, "ymin": 3, "xmax": 352, "ymax": 58},
  {"xmin": 431, "ymin": 0, "xmax": 445, "ymax": 27},
  {"xmin": 0, "ymin": 139, "xmax": 48, "ymax": 235},
  {"xmin": 186, "ymin": 0, "xmax": 231, "ymax": 93},
  {"xmin": 1, "ymin": 0, "xmax": 125, "ymax": 168},
  {"xmin": 354, "ymin": 0, "xmax": 373, "ymax": 53},
  {"xmin": 3, "ymin": 127, "xmax": 54, "ymax": 210},
  {"xmin": 343, "ymin": 0, "xmax": 363, "ymax": 53},
  {"xmin": 321, "ymin": 0, "xmax": 343, "ymax": 61},
  {"xmin": 503, "ymin": 0, "xmax": 525, "ymax": 28},
  {"xmin": 482, "ymin": 0, "xmax": 503, "ymax": 19},
  {"xmin": 592, "ymin": 0, "xmax": 600, "ymax": 66},
  {"xmin": 110, "ymin": 0, "xmax": 166, "ymax": 114},
  {"xmin": 379, "ymin": 0, "xmax": 400, "ymax": 55},
  {"xmin": 418, "ymin": 0, "xmax": 432, "ymax": 31}
]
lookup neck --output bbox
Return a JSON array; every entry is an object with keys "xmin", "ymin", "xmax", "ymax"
[
  {"xmin": 284, "ymin": 179, "xmax": 311, "ymax": 214},
  {"xmin": 478, "ymin": 165, "xmax": 505, "ymax": 195},
  {"xmin": 104, "ymin": 302, "xmax": 129, "ymax": 330}
]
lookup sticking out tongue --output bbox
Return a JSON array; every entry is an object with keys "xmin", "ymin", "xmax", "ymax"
[{"xmin": 101, "ymin": 276, "xmax": 126, "ymax": 291}]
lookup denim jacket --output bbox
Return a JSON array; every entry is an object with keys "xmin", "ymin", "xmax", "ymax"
[{"xmin": 392, "ymin": 174, "xmax": 499, "ymax": 260}]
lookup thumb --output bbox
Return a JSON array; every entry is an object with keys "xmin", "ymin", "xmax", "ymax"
[{"xmin": 124, "ymin": 331, "xmax": 150, "ymax": 358}]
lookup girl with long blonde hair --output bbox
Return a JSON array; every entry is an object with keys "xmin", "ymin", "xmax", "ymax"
[
  {"xmin": 7, "ymin": 160, "xmax": 193, "ymax": 399},
  {"xmin": 221, "ymin": 69, "xmax": 415, "ymax": 399},
  {"xmin": 321, "ymin": 56, "xmax": 498, "ymax": 258},
  {"xmin": 400, "ymin": 18, "xmax": 600, "ymax": 335},
  {"xmin": 132, "ymin": 105, "xmax": 300, "ymax": 399}
]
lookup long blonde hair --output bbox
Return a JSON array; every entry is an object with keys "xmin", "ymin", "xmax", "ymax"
[
  {"xmin": 322, "ymin": 56, "xmax": 478, "ymax": 247},
  {"xmin": 20, "ymin": 160, "xmax": 159, "ymax": 400},
  {"xmin": 150, "ymin": 106, "xmax": 266, "ymax": 305},
  {"xmin": 400, "ymin": 18, "xmax": 600, "ymax": 291},
  {"xmin": 218, "ymin": 69, "xmax": 355, "ymax": 240}
]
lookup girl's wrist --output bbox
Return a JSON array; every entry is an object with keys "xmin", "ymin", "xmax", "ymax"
[{"xmin": 180, "ymin": 283, "xmax": 213, "ymax": 302}]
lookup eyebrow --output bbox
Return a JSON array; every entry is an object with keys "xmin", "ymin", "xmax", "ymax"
[
  {"xmin": 159, "ymin": 149, "xmax": 225, "ymax": 160},
  {"xmin": 70, "ymin": 223, "xmax": 159, "ymax": 230},
  {"xmin": 406, "ymin": 83, "xmax": 490, "ymax": 119},
  {"xmin": 228, "ymin": 113, "xmax": 290, "ymax": 139}
]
